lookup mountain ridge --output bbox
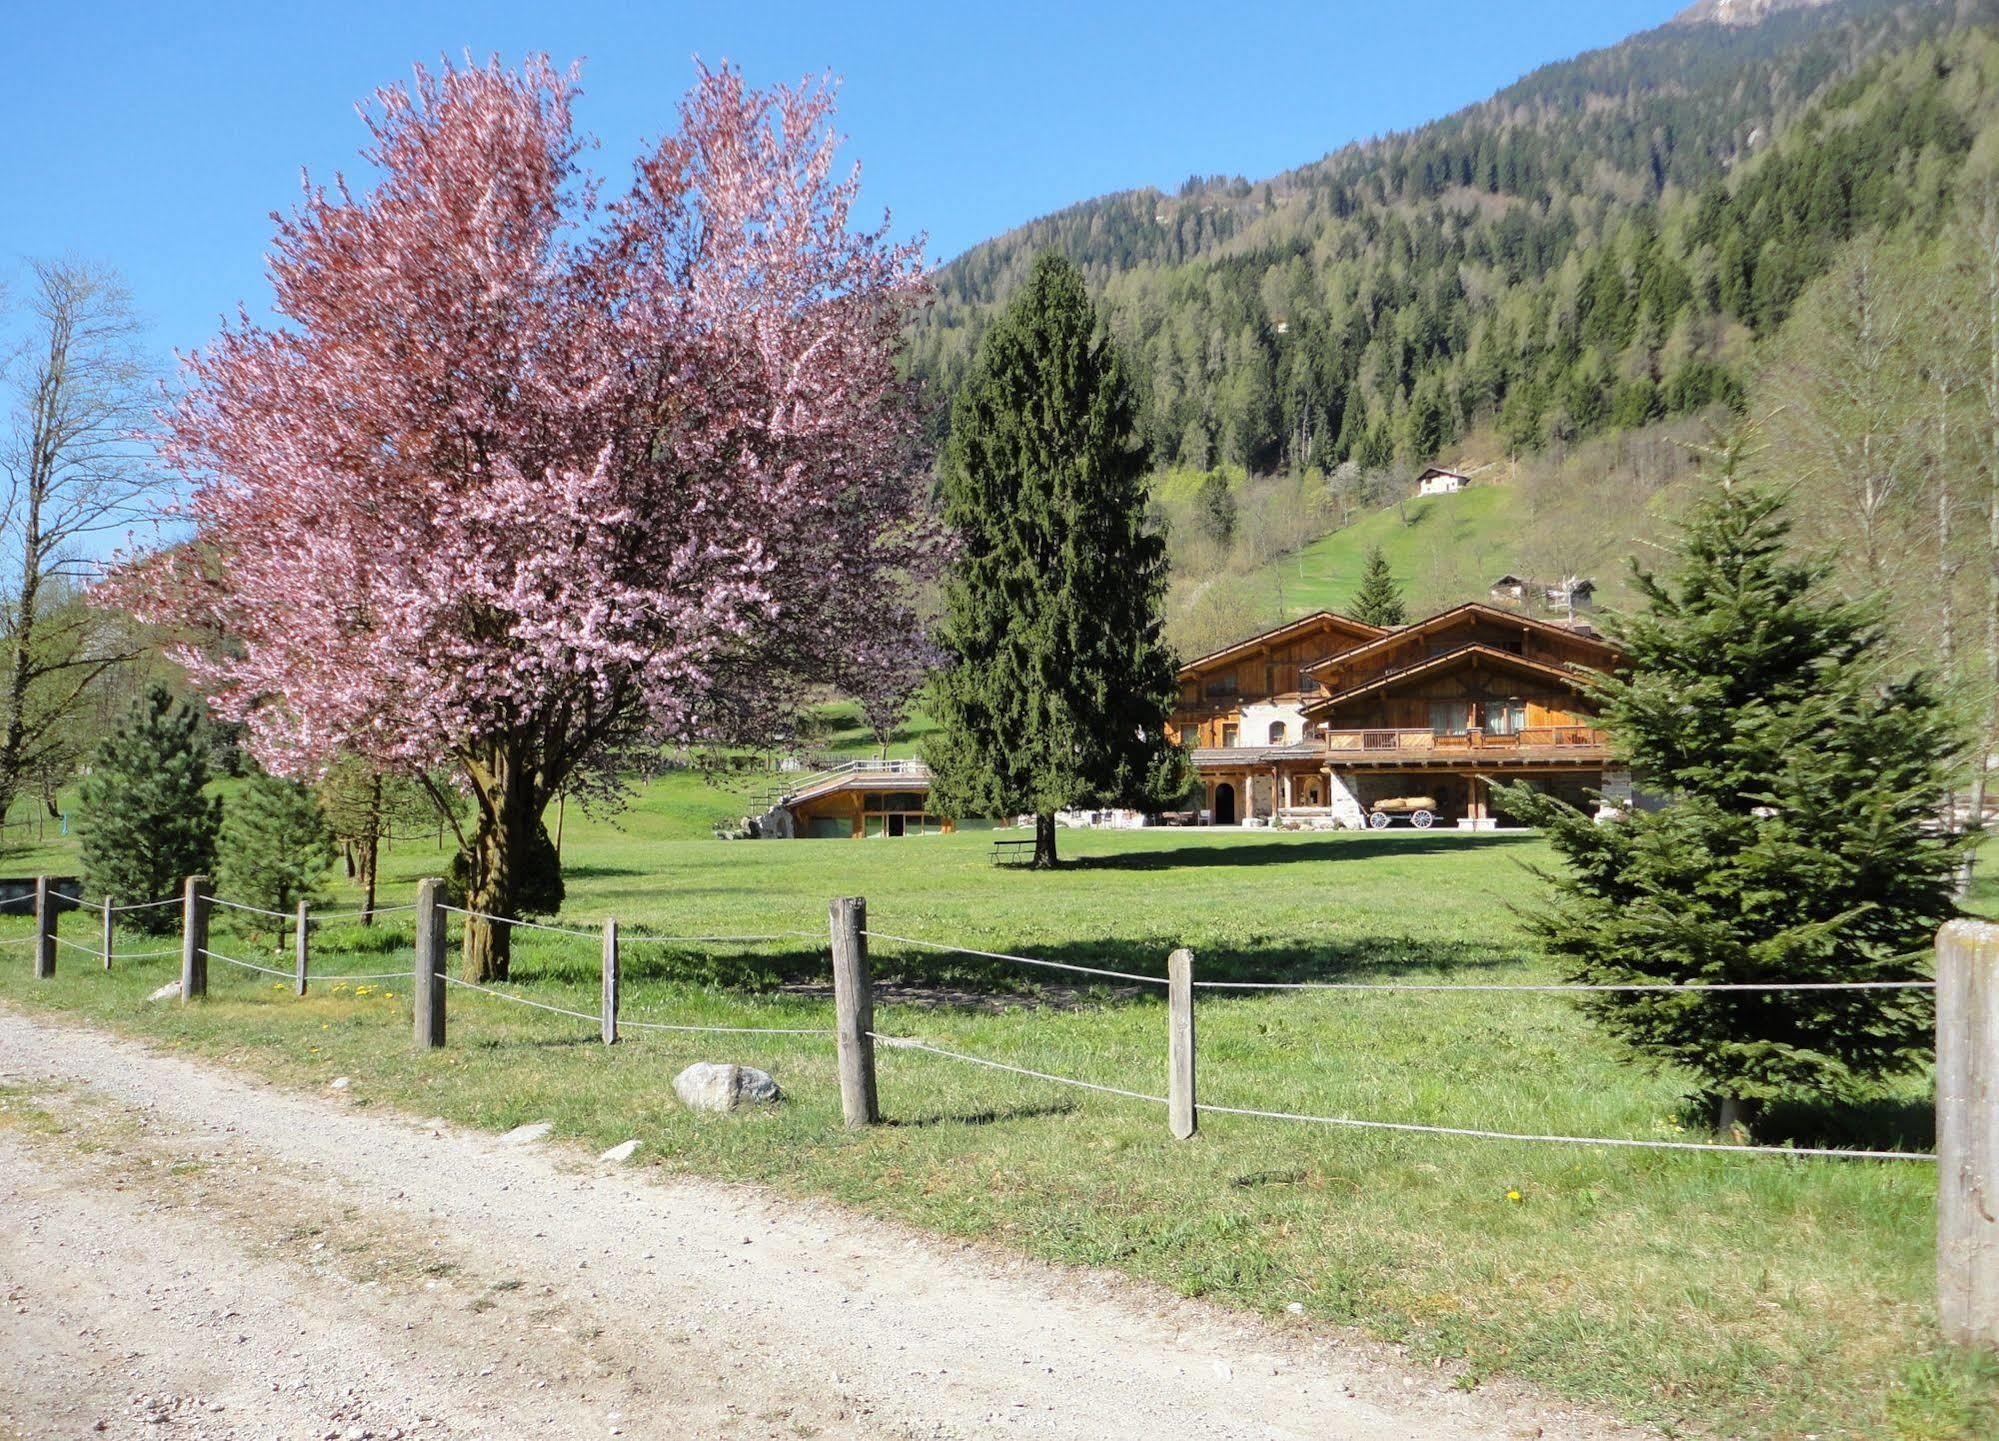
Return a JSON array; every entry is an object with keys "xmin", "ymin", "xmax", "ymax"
[{"xmin": 911, "ymin": 0, "xmax": 1986, "ymax": 482}]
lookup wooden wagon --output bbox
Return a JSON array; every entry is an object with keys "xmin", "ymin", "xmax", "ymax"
[{"xmin": 1366, "ymin": 795, "xmax": 1438, "ymax": 830}]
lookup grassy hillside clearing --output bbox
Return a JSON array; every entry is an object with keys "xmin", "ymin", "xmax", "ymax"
[
  {"xmin": 1252, "ymin": 484, "xmax": 1524, "ymax": 619},
  {"xmin": 0, "ymin": 797, "xmax": 1991, "ymax": 1439}
]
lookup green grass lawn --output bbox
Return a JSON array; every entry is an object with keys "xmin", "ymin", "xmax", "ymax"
[{"xmin": 0, "ymin": 801, "xmax": 1991, "ymax": 1440}]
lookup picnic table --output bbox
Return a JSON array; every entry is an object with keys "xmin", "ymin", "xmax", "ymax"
[{"xmin": 991, "ymin": 837, "xmax": 1037, "ymax": 865}]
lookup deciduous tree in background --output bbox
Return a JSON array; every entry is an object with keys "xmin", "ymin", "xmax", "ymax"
[
  {"xmin": 1498, "ymin": 462, "xmax": 1962, "ymax": 1135},
  {"xmin": 110, "ymin": 58, "xmax": 932, "ymax": 978},
  {"xmin": 925, "ymin": 254, "xmax": 1186, "ymax": 868},
  {"xmin": 0, "ymin": 260, "xmax": 156, "ymax": 840},
  {"xmin": 76, "ymin": 687, "xmax": 219, "ymax": 934},
  {"xmin": 317, "ymin": 759, "xmax": 453, "ymax": 925}
]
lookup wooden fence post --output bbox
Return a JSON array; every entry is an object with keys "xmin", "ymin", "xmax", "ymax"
[
  {"xmin": 829, "ymin": 896, "xmax": 878, "ymax": 1126},
  {"xmin": 1168, "ymin": 947, "xmax": 1197, "ymax": 1140},
  {"xmin": 180, "ymin": 876, "xmax": 209, "ymax": 1002},
  {"xmin": 601, "ymin": 917, "xmax": 620, "ymax": 1045},
  {"xmin": 294, "ymin": 899, "xmax": 310, "ymax": 997},
  {"xmin": 32, "ymin": 877, "xmax": 54, "ymax": 980},
  {"xmin": 413, "ymin": 878, "xmax": 445, "ymax": 1050},
  {"xmin": 1939, "ymin": 919, "xmax": 1999, "ymax": 1350},
  {"xmin": 101, "ymin": 896, "xmax": 114, "ymax": 970}
]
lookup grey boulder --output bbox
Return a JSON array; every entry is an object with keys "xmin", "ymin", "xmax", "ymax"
[{"xmin": 673, "ymin": 1062, "xmax": 782, "ymax": 1112}]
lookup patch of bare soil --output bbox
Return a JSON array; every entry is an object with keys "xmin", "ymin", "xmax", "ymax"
[{"xmin": 0, "ymin": 1008, "xmax": 1648, "ymax": 1441}]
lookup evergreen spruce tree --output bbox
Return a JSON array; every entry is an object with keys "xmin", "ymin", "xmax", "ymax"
[
  {"xmin": 218, "ymin": 767, "xmax": 337, "ymax": 931},
  {"xmin": 1348, "ymin": 546, "xmax": 1408, "ymax": 627},
  {"xmin": 925, "ymin": 253, "xmax": 1187, "ymax": 868},
  {"xmin": 76, "ymin": 686, "xmax": 221, "ymax": 934},
  {"xmin": 1496, "ymin": 466, "xmax": 1963, "ymax": 1135}
]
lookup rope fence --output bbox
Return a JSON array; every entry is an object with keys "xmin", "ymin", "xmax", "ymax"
[
  {"xmin": 0, "ymin": 877, "xmax": 1963, "ymax": 1175},
  {"xmin": 1192, "ymin": 977, "xmax": 1937, "ymax": 993},
  {"xmin": 440, "ymin": 904, "xmax": 602, "ymax": 940},
  {"xmin": 865, "ymin": 1029, "xmax": 1936, "ymax": 1161},
  {"xmin": 860, "ymin": 927, "xmax": 1936, "ymax": 995},
  {"xmin": 103, "ymin": 895, "xmax": 188, "ymax": 915},
  {"xmin": 860, "ymin": 929, "xmax": 1167, "ymax": 985},
  {"xmin": 10, "ymin": 874, "xmax": 1994, "ymax": 1340},
  {"xmin": 870, "ymin": 1032, "xmax": 1168, "ymax": 1104},
  {"xmin": 444, "ymin": 973, "xmax": 831, "ymax": 1037},
  {"xmin": 201, "ymin": 947, "xmax": 294, "ymax": 981}
]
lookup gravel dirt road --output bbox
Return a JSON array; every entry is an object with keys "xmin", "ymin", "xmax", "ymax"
[{"xmin": 0, "ymin": 1008, "xmax": 1646, "ymax": 1441}]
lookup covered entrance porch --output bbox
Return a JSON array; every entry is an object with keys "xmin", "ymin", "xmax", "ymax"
[{"xmin": 1193, "ymin": 744, "xmax": 1349, "ymax": 828}]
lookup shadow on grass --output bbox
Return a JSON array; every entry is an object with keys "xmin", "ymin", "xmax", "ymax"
[
  {"xmin": 509, "ymin": 932, "xmax": 1531, "ymax": 998},
  {"xmin": 1064, "ymin": 832, "xmax": 1541, "ymax": 871},
  {"xmin": 559, "ymin": 864, "xmax": 650, "ymax": 880},
  {"xmin": 886, "ymin": 1099, "xmax": 1079, "ymax": 1129},
  {"xmin": 1752, "ymin": 1093, "xmax": 1937, "ymax": 1153}
]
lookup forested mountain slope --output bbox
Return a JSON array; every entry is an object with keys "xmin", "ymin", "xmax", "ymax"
[{"xmin": 910, "ymin": 0, "xmax": 1997, "ymax": 478}]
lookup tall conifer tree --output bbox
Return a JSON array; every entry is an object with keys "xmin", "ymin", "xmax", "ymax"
[
  {"xmin": 76, "ymin": 687, "xmax": 220, "ymax": 933},
  {"xmin": 1498, "ymin": 466, "xmax": 1962, "ymax": 1134},
  {"xmin": 926, "ymin": 254, "xmax": 1186, "ymax": 867},
  {"xmin": 1348, "ymin": 545, "xmax": 1408, "ymax": 627}
]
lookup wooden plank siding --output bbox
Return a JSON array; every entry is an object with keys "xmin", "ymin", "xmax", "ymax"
[{"xmin": 1169, "ymin": 604, "xmax": 1622, "ymax": 792}]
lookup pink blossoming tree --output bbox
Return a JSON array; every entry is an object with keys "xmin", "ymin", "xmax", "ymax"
[{"xmin": 111, "ymin": 57, "xmax": 932, "ymax": 979}]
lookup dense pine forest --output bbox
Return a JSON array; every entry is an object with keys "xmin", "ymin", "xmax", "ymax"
[
  {"xmin": 913, "ymin": 0, "xmax": 1990, "ymax": 473},
  {"xmin": 909, "ymin": 0, "xmax": 1999, "ymax": 683}
]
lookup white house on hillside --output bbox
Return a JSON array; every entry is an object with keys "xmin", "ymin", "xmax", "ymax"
[{"xmin": 1416, "ymin": 466, "xmax": 1468, "ymax": 496}]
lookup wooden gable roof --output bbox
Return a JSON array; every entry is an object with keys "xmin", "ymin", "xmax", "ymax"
[
  {"xmin": 1176, "ymin": 609, "xmax": 1387, "ymax": 681},
  {"xmin": 1301, "ymin": 601, "xmax": 1618, "ymax": 682},
  {"xmin": 1300, "ymin": 643, "xmax": 1600, "ymax": 719}
]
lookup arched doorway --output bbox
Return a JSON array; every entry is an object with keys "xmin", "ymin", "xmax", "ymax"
[{"xmin": 1213, "ymin": 783, "xmax": 1237, "ymax": 826}]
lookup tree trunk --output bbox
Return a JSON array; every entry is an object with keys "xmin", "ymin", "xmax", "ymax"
[
  {"xmin": 1974, "ymin": 193, "xmax": 1999, "ymax": 845},
  {"xmin": 1716, "ymin": 1094, "xmax": 1755, "ymax": 1142},
  {"xmin": 359, "ymin": 828, "xmax": 378, "ymax": 926},
  {"xmin": 1940, "ymin": 377, "xmax": 1960, "ymax": 677},
  {"xmin": 359, "ymin": 772, "xmax": 380, "ymax": 925},
  {"xmin": 460, "ymin": 742, "xmax": 542, "ymax": 981},
  {"xmin": 1032, "ymin": 812, "xmax": 1059, "ymax": 869}
]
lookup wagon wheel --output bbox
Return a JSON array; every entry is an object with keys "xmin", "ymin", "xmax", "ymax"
[
  {"xmin": 1411, "ymin": 809, "xmax": 1435, "ymax": 829},
  {"xmin": 1367, "ymin": 811, "xmax": 1391, "ymax": 829}
]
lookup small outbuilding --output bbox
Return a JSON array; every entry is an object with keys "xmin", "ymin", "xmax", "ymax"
[{"xmin": 1416, "ymin": 466, "xmax": 1469, "ymax": 496}]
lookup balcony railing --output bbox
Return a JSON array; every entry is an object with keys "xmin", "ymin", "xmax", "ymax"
[
  {"xmin": 770, "ymin": 757, "xmax": 932, "ymax": 807},
  {"xmin": 1321, "ymin": 725, "xmax": 1607, "ymax": 754}
]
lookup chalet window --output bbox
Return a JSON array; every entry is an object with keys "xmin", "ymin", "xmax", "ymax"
[
  {"xmin": 1267, "ymin": 720, "xmax": 1288, "ymax": 745},
  {"xmin": 1483, "ymin": 700, "xmax": 1527, "ymax": 736},
  {"xmin": 1221, "ymin": 722, "xmax": 1240, "ymax": 747},
  {"xmin": 1298, "ymin": 669, "xmax": 1322, "ymax": 693},
  {"xmin": 1204, "ymin": 676, "xmax": 1238, "ymax": 700},
  {"xmin": 1178, "ymin": 725, "xmax": 1199, "ymax": 748},
  {"xmin": 1430, "ymin": 700, "xmax": 1472, "ymax": 736}
]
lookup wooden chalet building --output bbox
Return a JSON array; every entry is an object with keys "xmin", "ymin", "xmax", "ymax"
[
  {"xmin": 749, "ymin": 759, "xmax": 954, "ymax": 839},
  {"xmin": 1172, "ymin": 604, "xmax": 1627, "ymax": 829}
]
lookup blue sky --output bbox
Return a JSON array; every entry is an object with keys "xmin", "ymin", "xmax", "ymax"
[{"xmin": 1, "ymin": 1, "xmax": 1683, "ymax": 363}]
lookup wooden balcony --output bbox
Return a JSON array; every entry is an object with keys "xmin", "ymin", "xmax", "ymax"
[{"xmin": 1320, "ymin": 725, "xmax": 1609, "ymax": 767}]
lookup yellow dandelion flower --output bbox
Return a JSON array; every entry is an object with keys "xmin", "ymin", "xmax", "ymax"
[{"xmin": 1506, "ymin": 1189, "xmax": 1524, "ymax": 1204}]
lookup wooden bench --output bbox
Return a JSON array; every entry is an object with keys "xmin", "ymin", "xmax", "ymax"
[{"xmin": 990, "ymin": 838, "xmax": 1037, "ymax": 866}]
